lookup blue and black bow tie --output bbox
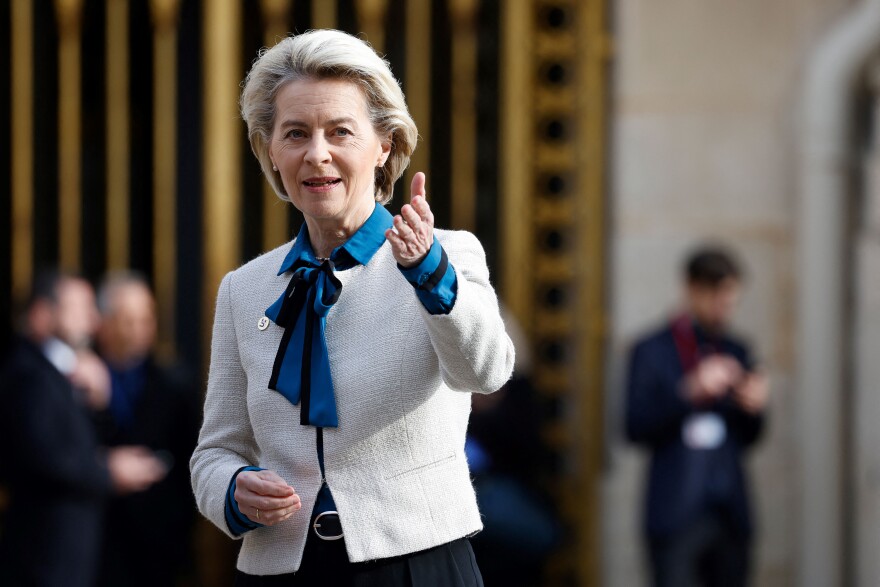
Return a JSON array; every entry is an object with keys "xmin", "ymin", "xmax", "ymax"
[{"xmin": 263, "ymin": 203, "xmax": 394, "ymax": 428}]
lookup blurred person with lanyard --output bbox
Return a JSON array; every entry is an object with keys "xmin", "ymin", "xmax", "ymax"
[
  {"xmin": 189, "ymin": 29, "xmax": 514, "ymax": 586},
  {"xmin": 625, "ymin": 247, "xmax": 770, "ymax": 587},
  {"xmin": 93, "ymin": 272, "xmax": 201, "ymax": 587},
  {"xmin": 0, "ymin": 271, "xmax": 167, "ymax": 587}
]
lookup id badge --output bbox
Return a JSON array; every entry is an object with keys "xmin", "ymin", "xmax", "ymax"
[{"xmin": 682, "ymin": 413, "xmax": 726, "ymax": 450}]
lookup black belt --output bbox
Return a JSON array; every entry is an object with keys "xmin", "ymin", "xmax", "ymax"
[
  {"xmin": 312, "ymin": 428, "xmax": 343, "ymax": 540},
  {"xmin": 312, "ymin": 510, "xmax": 343, "ymax": 540}
]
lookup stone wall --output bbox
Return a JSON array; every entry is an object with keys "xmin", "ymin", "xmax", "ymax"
[
  {"xmin": 855, "ymin": 69, "xmax": 880, "ymax": 587},
  {"xmin": 604, "ymin": 1, "xmax": 854, "ymax": 585}
]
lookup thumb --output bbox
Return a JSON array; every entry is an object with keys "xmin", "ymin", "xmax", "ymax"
[{"xmin": 411, "ymin": 171, "xmax": 426, "ymax": 199}]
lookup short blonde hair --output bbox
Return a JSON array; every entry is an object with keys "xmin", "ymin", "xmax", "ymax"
[{"xmin": 240, "ymin": 29, "xmax": 418, "ymax": 205}]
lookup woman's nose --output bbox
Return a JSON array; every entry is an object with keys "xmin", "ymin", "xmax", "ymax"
[{"xmin": 304, "ymin": 135, "xmax": 331, "ymax": 165}]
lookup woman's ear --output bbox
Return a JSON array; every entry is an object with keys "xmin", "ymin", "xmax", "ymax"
[{"xmin": 378, "ymin": 133, "xmax": 392, "ymax": 166}]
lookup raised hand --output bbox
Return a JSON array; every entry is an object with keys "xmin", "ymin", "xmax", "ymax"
[{"xmin": 385, "ymin": 172, "xmax": 435, "ymax": 268}]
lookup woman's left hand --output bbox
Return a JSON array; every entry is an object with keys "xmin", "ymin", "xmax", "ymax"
[{"xmin": 386, "ymin": 172, "xmax": 434, "ymax": 268}]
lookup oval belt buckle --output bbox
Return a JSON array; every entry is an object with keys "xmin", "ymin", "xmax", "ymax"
[{"xmin": 313, "ymin": 511, "xmax": 344, "ymax": 541}]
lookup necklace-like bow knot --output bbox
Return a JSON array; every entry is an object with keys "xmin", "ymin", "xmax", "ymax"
[
  {"xmin": 266, "ymin": 257, "xmax": 344, "ymax": 427},
  {"xmin": 263, "ymin": 203, "xmax": 394, "ymax": 428}
]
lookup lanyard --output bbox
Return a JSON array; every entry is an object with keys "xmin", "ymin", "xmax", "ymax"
[{"xmin": 670, "ymin": 313, "xmax": 719, "ymax": 373}]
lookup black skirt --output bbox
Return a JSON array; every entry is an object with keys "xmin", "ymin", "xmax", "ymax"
[{"xmin": 234, "ymin": 533, "xmax": 484, "ymax": 587}]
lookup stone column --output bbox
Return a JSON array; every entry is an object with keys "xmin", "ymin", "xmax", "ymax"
[{"xmin": 854, "ymin": 59, "xmax": 880, "ymax": 587}]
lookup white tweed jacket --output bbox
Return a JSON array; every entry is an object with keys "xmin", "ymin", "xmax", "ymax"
[{"xmin": 190, "ymin": 228, "xmax": 515, "ymax": 575}]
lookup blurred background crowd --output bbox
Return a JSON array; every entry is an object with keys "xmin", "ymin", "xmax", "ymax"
[{"xmin": 2, "ymin": 0, "xmax": 879, "ymax": 586}]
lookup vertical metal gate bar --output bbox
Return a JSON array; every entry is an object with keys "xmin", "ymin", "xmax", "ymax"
[
  {"xmin": 404, "ymin": 0, "xmax": 431, "ymax": 202},
  {"xmin": 56, "ymin": 0, "xmax": 84, "ymax": 271},
  {"xmin": 11, "ymin": 0, "xmax": 34, "ymax": 303},
  {"xmin": 259, "ymin": 0, "xmax": 293, "ymax": 252},
  {"xmin": 449, "ymin": 0, "xmax": 477, "ymax": 232},
  {"xmin": 202, "ymin": 0, "xmax": 243, "ymax": 359},
  {"xmin": 151, "ymin": 0, "xmax": 181, "ymax": 359},
  {"xmin": 106, "ymin": 0, "xmax": 130, "ymax": 270}
]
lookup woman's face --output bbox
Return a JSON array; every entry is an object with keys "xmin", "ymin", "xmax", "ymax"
[{"xmin": 269, "ymin": 78, "xmax": 391, "ymax": 229}]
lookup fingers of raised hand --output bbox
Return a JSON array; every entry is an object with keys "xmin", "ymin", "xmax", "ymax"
[
  {"xmin": 406, "ymin": 197, "xmax": 436, "ymax": 233},
  {"xmin": 388, "ymin": 226, "xmax": 429, "ymax": 268},
  {"xmin": 403, "ymin": 203, "xmax": 425, "ymax": 230},
  {"xmin": 387, "ymin": 195, "xmax": 435, "ymax": 267},
  {"xmin": 410, "ymin": 195, "xmax": 434, "ymax": 226},
  {"xmin": 405, "ymin": 171, "xmax": 432, "ymax": 235},
  {"xmin": 394, "ymin": 210, "xmax": 417, "ymax": 238}
]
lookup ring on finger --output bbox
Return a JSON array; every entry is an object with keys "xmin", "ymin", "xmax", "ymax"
[{"xmin": 256, "ymin": 508, "xmax": 261, "ymax": 521}]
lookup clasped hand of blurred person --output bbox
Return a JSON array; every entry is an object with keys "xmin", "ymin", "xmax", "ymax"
[
  {"xmin": 682, "ymin": 354, "xmax": 769, "ymax": 414},
  {"xmin": 79, "ymin": 346, "xmax": 169, "ymax": 497},
  {"xmin": 0, "ymin": 272, "xmax": 169, "ymax": 587},
  {"xmin": 69, "ymin": 348, "xmax": 111, "ymax": 410},
  {"xmin": 106, "ymin": 445, "xmax": 168, "ymax": 494},
  {"xmin": 90, "ymin": 272, "xmax": 202, "ymax": 587},
  {"xmin": 626, "ymin": 247, "xmax": 771, "ymax": 587}
]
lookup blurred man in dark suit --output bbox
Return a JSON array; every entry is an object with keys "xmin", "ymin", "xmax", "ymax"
[
  {"xmin": 625, "ymin": 247, "xmax": 769, "ymax": 587},
  {"xmin": 94, "ymin": 272, "xmax": 201, "ymax": 587},
  {"xmin": 0, "ymin": 271, "xmax": 166, "ymax": 587}
]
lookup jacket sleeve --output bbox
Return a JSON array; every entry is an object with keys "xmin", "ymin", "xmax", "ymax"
[
  {"xmin": 397, "ymin": 237, "xmax": 457, "ymax": 315},
  {"xmin": 190, "ymin": 272, "xmax": 259, "ymax": 539},
  {"xmin": 624, "ymin": 339, "xmax": 692, "ymax": 446},
  {"xmin": 416, "ymin": 231, "xmax": 515, "ymax": 395},
  {"xmin": 3, "ymin": 365, "xmax": 113, "ymax": 498}
]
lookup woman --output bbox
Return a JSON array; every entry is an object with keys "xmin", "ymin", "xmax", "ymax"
[{"xmin": 190, "ymin": 29, "xmax": 514, "ymax": 585}]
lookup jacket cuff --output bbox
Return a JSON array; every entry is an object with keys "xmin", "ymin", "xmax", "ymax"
[
  {"xmin": 398, "ymin": 238, "xmax": 458, "ymax": 315},
  {"xmin": 225, "ymin": 466, "xmax": 265, "ymax": 536}
]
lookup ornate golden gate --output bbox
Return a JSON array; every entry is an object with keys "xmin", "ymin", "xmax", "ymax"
[{"xmin": 3, "ymin": 1, "xmax": 608, "ymax": 584}]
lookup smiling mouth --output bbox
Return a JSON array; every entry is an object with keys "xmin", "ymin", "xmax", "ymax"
[{"xmin": 303, "ymin": 178, "xmax": 342, "ymax": 187}]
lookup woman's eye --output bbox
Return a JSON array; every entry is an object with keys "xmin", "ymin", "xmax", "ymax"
[
  {"xmin": 334, "ymin": 128, "xmax": 352, "ymax": 137},
  {"xmin": 285, "ymin": 129, "xmax": 305, "ymax": 139}
]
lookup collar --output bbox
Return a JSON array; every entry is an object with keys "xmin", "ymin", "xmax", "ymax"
[
  {"xmin": 277, "ymin": 203, "xmax": 394, "ymax": 275},
  {"xmin": 690, "ymin": 317, "xmax": 724, "ymax": 346},
  {"xmin": 42, "ymin": 337, "xmax": 77, "ymax": 376}
]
